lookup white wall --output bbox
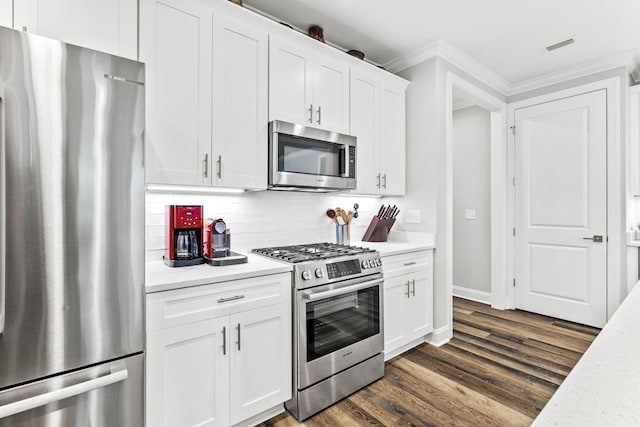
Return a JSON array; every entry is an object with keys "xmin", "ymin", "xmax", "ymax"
[
  {"xmin": 145, "ymin": 190, "xmax": 382, "ymax": 262},
  {"xmin": 452, "ymin": 106, "xmax": 491, "ymax": 299}
]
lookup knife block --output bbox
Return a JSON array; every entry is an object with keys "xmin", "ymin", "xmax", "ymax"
[{"xmin": 361, "ymin": 216, "xmax": 396, "ymax": 242}]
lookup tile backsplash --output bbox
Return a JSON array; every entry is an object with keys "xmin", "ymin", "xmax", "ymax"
[{"xmin": 145, "ymin": 190, "xmax": 383, "ymax": 263}]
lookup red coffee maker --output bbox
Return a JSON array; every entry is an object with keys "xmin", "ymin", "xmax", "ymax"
[{"xmin": 164, "ymin": 205, "xmax": 205, "ymax": 267}]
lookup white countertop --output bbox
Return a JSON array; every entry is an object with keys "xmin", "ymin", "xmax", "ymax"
[
  {"xmin": 533, "ymin": 282, "xmax": 640, "ymax": 426},
  {"xmin": 145, "ymin": 253, "xmax": 292, "ymax": 293},
  {"xmin": 356, "ymin": 231, "xmax": 435, "ymax": 256}
]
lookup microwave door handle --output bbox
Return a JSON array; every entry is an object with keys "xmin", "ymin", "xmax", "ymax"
[
  {"xmin": 339, "ymin": 145, "xmax": 348, "ymax": 178},
  {"xmin": 0, "ymin": 96, "xmax": 5, "ymax": 335},
  {"xmin": 302, "ymin": 277, "xmax": 384, "ymax": 301}
]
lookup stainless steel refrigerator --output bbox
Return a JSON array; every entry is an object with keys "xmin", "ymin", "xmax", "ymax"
[{"xmin": 0, "ymin": 26, "xmax": 145, "ymax": 425}]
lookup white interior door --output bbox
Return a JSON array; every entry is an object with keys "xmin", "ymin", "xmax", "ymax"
[{"xmin": 514, "ymin": 90, "xmax": 607, "ymax": 327}]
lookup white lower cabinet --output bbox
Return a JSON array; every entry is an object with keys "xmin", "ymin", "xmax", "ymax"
[
  {"xmin": 383, "ymin": 250, "xmax": 433, "ymax": 360},
  {"xmin": 146, "ymin": 273, "xmax": 292, "ymax": 427}
]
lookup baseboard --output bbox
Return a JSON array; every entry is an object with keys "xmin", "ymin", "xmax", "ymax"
[
  {"xmin": 232, "ymin": 404, "xmax": 285, "ymax": 427},
  {"xmin": 427, "ymin": 325, "xmax": 452, "ymax": 347},
  {"xmin": 453, "ymin": 285, "xmax": 492, "ymax": 304}
]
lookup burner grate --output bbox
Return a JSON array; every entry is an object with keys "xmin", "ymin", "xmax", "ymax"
[{"xmin": 252, "ymin": 243, "xmax": 374, "ymax": 263}]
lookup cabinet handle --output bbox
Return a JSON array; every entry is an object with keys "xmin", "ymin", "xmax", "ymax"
[
  {"xmin": 382, "ymin": 173, "xmax": 387, "ymax": 189},
  {"xmin": 203, "ymin": 154, "xmax": 209, "ymax": 178},
  {"xmin": 405, "ymin": 281, "xmax": 410, "ymax": 298},
  {"xmin": 316, "ymin": 106, "xmax": 322, "ymax": 125},
  {"xmin": 216, "ymin": 155, "xmax": 222, "ymax": 179},
  {"xmin": 217, "ymin": 295, "xmax": 245, "ymax": 303},
  {"xmin": 308, "ymin": 104, "xmax": 313, "ymax": 124},
  {"xmin": 222, "ymin": 326, "xmax": 226, "ymax": 355},
  {"xmin": 376, "ymin": 173, "xmax": 381, "ymax": 189},
  {"xmin": 404, "ymin": 261, "xmax": 417, "ymax": 266},
  {"xmin": 411, "ymin": 279, "xmax": 416, "ymax": 296},
  {"xmin": 236, "ymin": 323, "xmax": 241, "ymax": 351}
]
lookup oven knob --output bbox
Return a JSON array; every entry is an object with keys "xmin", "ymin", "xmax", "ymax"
[
  {"xmin": 315, "ymin": 268, "xmax": 324, "ymax": 278},
  {"xmin": 301, "ymin": 270, "xmax": 311, "ymax": 281},
  {"xmin": 361, "ymin": 260, "xmax": 370, "ymax": 269},
  {"xmin": 375, "ymin": 258, "xmax": 381, "ymax": 267}
]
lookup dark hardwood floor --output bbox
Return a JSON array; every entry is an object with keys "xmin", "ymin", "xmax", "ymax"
[{"xmin": 258, "ymin": 297, "xmax": 600, "ymax": 427}]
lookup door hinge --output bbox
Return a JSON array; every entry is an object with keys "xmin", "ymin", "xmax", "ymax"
[
  {"xmin": 511, "ymin": 125, "xmax": 516, "ymax": 135},
  {"xmin": 513, "ymin": 278, "xmax": 516, "ymax": 287}
]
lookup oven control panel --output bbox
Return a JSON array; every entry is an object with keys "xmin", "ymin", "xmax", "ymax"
[
  {"xmin": 295, "ymin": 254, "xmax": 382, "ymax": 288},
  {"xmin": 326, "ymin": 259, "xmax": 361, "ymax": 280}
]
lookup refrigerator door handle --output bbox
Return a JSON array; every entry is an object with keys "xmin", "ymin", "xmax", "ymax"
[
  {"xmin": 0, "ymin": 368, "xmax": 128, "ymax": 419},
  {"xmin": 0, "ymin": 96, "xmax": 5, "ymax": 335}
]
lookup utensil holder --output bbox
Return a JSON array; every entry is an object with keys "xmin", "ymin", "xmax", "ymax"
[
  {"xmin": 336, "ymin": 224, "xmax": 350, "ymax": 245},
  {"xmin": 361, "ymin": 216, "xmax": 396, "ymax": 242}
]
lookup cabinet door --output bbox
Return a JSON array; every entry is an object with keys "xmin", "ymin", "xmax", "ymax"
[
  {"xmin": 0, "ymin": 0, "xmax": 11, "ymax": 27},
  {"xmin": 406, "ymin": 270, "xmax": 433, "ymax": 340},
  {"xmin": 313, "ymin": 56, "xmax": 350, "ymax": 133},
  {"xmin": 147, "ymin": 318, "xmax": 229, "ymax": 427},
  {"xmin": 212, "ymin": 13, "xmax": 268, "ymax": 190},
  {"xmin": 140, "ymin": 0, "xmax": 212, "ymax": 186},
  {"xmin": 350, "ymin": 69, "xmax": 380, "ymax": 194},
  {"xmin": 13, "ymin": 0, "xmax": 137, "ymax": 59},
  {"xmin": 229, "ymin": 302, "xmax": 292, "ymax": 424},
  {"xmin": 379, "ymin": 79, "xmax": 406, "ymax": 195},
  {"xmin": 383, "ymin": 274, "xmax": 411, "ymax": 356},
  {"xmin": 269, "ymin": 36, "xmax": 313, "ymax": 126}
]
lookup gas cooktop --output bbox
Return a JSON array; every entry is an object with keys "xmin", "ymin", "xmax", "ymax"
[{"xmin": 252, "ymin": 243, "xmax": 375, "ymax": 264}]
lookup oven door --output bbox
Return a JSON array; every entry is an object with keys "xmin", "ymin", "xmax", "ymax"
[{"xmin": 297, "ymin": 274, "xmax": 383, "ymax": 389}]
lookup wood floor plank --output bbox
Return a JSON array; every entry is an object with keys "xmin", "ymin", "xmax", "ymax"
[{"xmin": 261, "ymin": 297, "xmax": 599, "ymax": 427}]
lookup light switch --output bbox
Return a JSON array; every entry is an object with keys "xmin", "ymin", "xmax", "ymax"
[{"xmin": 465, "ymin": 209, "xmax": 476, "ymax": 220}]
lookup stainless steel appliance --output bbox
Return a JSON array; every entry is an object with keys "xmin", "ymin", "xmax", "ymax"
[
  {"xmin": 252, "ymin": 243, "xmax": 384, "ymax": 420},
  {"xmin": 269, "ymin": 120, "xmax": 357, "ymax": 192},
  {"xmin": 0, "ymin": 26, "xmax": 145, "ymax": 425}
]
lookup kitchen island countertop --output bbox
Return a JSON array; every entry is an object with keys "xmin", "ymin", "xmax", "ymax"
[
  {"xmin": 533, "ymin": 281, "xmax": 640, "ymax": 426},
  {"xmin": 145, "ymin": 254, "xmax": 292, "ymax": 293}
]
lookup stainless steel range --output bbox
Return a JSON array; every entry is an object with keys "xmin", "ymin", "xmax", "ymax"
[{"xmin": 252, "ymin": 243, "xmax": 384, "ymax": 421}]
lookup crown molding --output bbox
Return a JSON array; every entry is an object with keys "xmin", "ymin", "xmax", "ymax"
[
  {"xmin": 508, "ymin": 49, "xmax": 640, "ymax": 95},
  {"xmin": 384, "ymin": 39, "xmax": 640, "ymax": 97},
  {"xmin": 382, "ymin": 39, "xmax": 440, "ymax": 74}
]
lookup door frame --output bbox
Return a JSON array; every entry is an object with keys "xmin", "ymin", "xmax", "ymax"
[
  {"xmin": 445, "ymin": 72, "xmax": 509, "ymax": 313},
  {"xmin": 507, "ymin": 77, "xmax": 622, "ymax": 318}
]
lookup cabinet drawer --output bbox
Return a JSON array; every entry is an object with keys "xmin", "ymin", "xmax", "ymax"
[
  {"xmin": 382, "ymin": 250, "xmax": 433, "ymax": 278},
  {"xmin": 147, "ymin": 273, "xmax": 291, "ymax": 332}
]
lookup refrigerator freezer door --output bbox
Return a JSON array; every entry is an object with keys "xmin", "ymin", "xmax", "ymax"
[
  {"xmin": 0, "ymin": 354, "xmax": 143, "ymax": 426},
  {"xmin": 0, "ymin": 27, "xmax": 145, "ymax": 388}
]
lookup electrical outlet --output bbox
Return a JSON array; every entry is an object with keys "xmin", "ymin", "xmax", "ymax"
[
  {"xmin": 465, "ymin": 209, "xmax": 476, "ymax": 220},
  {"xmin": 405, "ymin": 209, "xmax": 421, "ymax": 224}
]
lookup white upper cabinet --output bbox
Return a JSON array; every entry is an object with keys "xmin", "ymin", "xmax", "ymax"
[
  {"xmin": 350, "ymin": 67, "xmax": 408, "ymax": 196},
  {"xmin": 0, "ymin": 0, "xmax": 11, "ymax": 28},
  {"xmin": 141, "ymin": 0, "xmax": 268, "ymax": 189},
  {"xmin": 212, "ymin": 13, "xmax": 268, "ymax": 189},
  {"xmin": 379, "ymin": 78, "xmax": 407, "ymax": 195},
  {"xmin": 350, "ymin": 68, "xmax": 380, "ymax": 194},
  {"xmin": 140, "ymin": 0, "xmax": 213, "ymax": 186},
  {"xmin": 13, "ymin": 0, "xmax": 137, "ymax": 59},
  {"xmin": 270, "ymin": 35, "xmax": 350, "ymax": 133}
]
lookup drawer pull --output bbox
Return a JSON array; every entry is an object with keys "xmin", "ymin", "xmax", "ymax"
[
  {"xmin": 404, "ymin": 261, "xmax": 417, "ymax": 266},
  {"xmin": 217, "ymin": 295, "xmax": 245, "ymax": 303}
]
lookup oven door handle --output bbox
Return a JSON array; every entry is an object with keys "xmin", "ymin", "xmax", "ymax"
[{"xmin": 301, "ymin": 278, "xmax": 384, "ymax": 301}]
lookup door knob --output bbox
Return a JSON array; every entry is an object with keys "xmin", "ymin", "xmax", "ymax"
[{"xmin": 582, "ymin": 235, "xmax": 603, "ymax": 242}]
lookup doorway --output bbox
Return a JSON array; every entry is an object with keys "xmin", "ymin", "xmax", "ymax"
[{"xmin": 452, "ymin": 98, "xmax": 492, "ymax": 303}]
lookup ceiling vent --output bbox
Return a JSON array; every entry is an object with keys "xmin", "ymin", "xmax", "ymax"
[{"xmin": 546, "ymin": 38, "xmax": 575, "ymax": 52}]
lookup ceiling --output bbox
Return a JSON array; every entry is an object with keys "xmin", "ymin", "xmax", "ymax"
[{"xmin": 243, "ymin": 0, "xmax": 640, "ymax": 87}]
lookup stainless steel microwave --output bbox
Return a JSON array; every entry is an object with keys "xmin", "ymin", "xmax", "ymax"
[{"xmin": 268, "ymin": 120, "xmax": 357, "ymax": 192}]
